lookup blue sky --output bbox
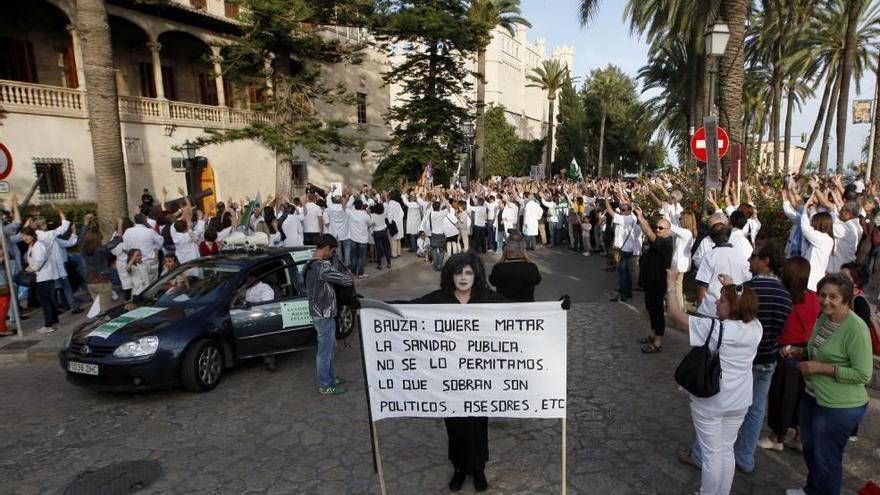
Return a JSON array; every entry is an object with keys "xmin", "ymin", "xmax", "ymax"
[{"xmin": 519, "ymin": 0, "xmax": 872, "ymax": 169}]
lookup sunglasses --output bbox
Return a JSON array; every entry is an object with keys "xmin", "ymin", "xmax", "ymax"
[{"xmin": 654, "ymin": 226, "xmax": 667, "ymax": 231}]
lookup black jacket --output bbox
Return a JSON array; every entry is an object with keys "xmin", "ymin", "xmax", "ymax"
[{"xmin": 488, "ymin": 259, "xmax": 542, "ymax": 302}]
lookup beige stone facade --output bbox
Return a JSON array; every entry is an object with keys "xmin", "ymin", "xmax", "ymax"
[{"xmin": 0, "ymin": 0, "xmax": 390, "ymax": 213}]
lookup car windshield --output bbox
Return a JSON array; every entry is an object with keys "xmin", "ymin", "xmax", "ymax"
[{"xmin": 140, "ymin": 265, "xmax": 240, "ymax": 308}]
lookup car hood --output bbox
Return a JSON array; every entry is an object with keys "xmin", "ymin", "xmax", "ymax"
[{"xmin": 71, "ymin": 305, "xmax": 194, "ymax": 345}]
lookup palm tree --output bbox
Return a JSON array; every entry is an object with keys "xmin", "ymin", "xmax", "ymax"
[
  {"xmin": 77, "ymin": 0, "xmax": 128, "ymax": 233},
  {"xmin": 717, "ymin": 0, "xmax": 748, "ymax": 174},
  {"xmin": 527, "ymin": 59, "xmax": 569, "ymax": 177},
  {"xmin": 871, "ymin": 56, "xmax": 880, "ymax": 181},
  {"xmin": 585, "ymin": 65, "xmax": 635, "ymax": 177},
  {"xmin": 836, "ymin": 0, "xmax": 868, "ymax": 169},
  {"xmin": 639, "ymin": 38, "xmax": 692, "ymax": 161},
  {"xmin": 469, "ymin": 0, "xmax": 530, "ymax": 179}
]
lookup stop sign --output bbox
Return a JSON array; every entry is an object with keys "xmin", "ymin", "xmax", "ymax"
[{"xmin": 690, "ymin": 126, "xmax": 729, "ymax": 162}]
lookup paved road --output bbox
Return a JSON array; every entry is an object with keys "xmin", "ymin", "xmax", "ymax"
[{"xmin": 0, "ymin": 247, "xmax": 877, "ymax": 494}]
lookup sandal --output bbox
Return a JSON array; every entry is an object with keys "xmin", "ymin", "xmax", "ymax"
[
  {"xmin": 637, "ymin": 336, "xmax": 652, "ymax": 344},
  {"xmin": 641, "ymin": 343, "xmax": 662, "ymax": 353}
]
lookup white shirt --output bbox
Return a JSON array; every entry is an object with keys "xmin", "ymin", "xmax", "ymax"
[
  {"xmin": 371, "ymin": 211, "xmax": 387, "ymax": 232},
  {"xmin": 662, "ymin": 202, "xmax": 683, "ymax": 226},
  {"xmin": 27, "ymin": 241, "xmax": 57, "ymax": 282},
  {"xmin": 421, "ymin": 210, "xmax": 449, "ymax": 235},
  {"xmin": 486, "ymin": 200, "xmax": 499, "ymax": 223},
  {"xmin": 303, "ymin": 202, "xmax": 323, "ymax": 234},
  {"xmin": 688, "ymin": 317, "xmax": 762, "ymax": 414},
  {"xmin": 171, "ymin": 228, "xmax": 200, "ymax": 264},
  {"xmin": 692, "ymin": 235, "xmax": 715, "ymax": 270},
  {"xmin": 829, "ymin": 215, "xmax": 862, "ymax": 272},
  {"xmin": 348, "ymin": 209, "xmax": 372, "ymax": 244},
  {"xmin": 468, "ymin": 203, "xmax": 488, "ymax": 228},
  {"xmin": 323, "ymin": 202, "xmax": 350, "ymax": 241},
  {"xmin": 386, "ymin": 200, "xmax": 405, "ymax": 240},
  {"xmin": 800, "ymin": 212, "xmax": 834, "ymax": 291},
  {"xmin": 670, "ymin": 225, "xmax": 695, "ymax": 273},
  {"xmin": 501, "ymin": 204, "xmax": 519, "ymax": 231},
  {"xmin": 123, "ymin": 224, "xmax": 164, "ymax": 261},
  {"xmin": 541, "ymin": 199, "xmax": 559, "ymax": 223},
  {"xmin": 245, "ymin": 281, "xmax": 275, "ymax": 303},
  {"xmin": 280, "ymin": 210, "xmax": 305, "ymax": 247},
  {"xmin": 401, "ymin": 194, "xmax": 424, "ymax": 235},
  {"xmin": 695, "ymin": 244, "xmax": 752, "ymax": 316},
  {"xmin": 729, "ymin": 229, "xmax": 754, "ymax": 264},
  {"xmin": 612, "ymin": 213, "xmax": 642, "ymax": 255},
  {"xmin": 523, "ymin": 200, "xmax": 543, "ymax": 236}
]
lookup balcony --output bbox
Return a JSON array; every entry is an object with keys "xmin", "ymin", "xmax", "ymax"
[{"xmin": 0, "ymin": 80, "xmax": 270, "ymax": 129}]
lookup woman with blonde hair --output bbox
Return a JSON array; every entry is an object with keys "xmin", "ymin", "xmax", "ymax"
[
  {"xmin": 669, "ymin": 210, "xmax": 698, "ymax": 309},
  {"xmin": 489, "ymin": 232, "xmax": 541, "ymax": 302}
]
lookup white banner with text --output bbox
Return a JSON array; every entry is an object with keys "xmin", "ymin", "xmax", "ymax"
[{"xmin": 360, "ymin": 302, "xmax": 567, "ymax": 420}]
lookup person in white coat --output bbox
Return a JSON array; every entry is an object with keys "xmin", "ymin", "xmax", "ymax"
[
  {"xmin": 402, "ymin": 190, "xmax": 424, "ymax": 253},
  {"xmin": 280, "ymin": 203, "xmax": 306, "ymax": 248},
  {"xmin": 799, "ymin": 195, "xmax": 835, "ymax": 292},
  {"xmin": 522, "ymin": 194, "xmax": 543, "ymax": 251},
  {"xmin": 386, "ymin": 192, "xmax": 405, "ymax": 258}
]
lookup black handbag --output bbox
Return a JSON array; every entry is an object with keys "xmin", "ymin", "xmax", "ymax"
[
  {"xmin": 386, "ymin": 219, "xmax": 399, "ymax": 237},
  {"xmin": 675, "ymin": 319, "xmax": 724, "ymax": 398},
  {"xmin": 429, "ymin": 215, "xmax": 446, "ymax": 248},
  {"xmin": 13, "ymin": 270, "xmax": 36, "ymax": 288}
]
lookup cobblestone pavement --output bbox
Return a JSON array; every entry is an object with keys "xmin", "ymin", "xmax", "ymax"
[{"xmin": 0, "ymin": 248, "xmax": 877, "ymax": 494}]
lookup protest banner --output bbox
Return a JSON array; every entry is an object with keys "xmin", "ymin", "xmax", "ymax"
[{"xmin": 358, "ymin": 300, "xmax": 568, "ymax": 494}]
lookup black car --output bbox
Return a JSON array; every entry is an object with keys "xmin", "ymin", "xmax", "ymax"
[{"xmin": 58, "ymin": 247, "xmax": 357, "ymax": 392}]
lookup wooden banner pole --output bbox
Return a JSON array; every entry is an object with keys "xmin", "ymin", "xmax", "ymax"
[
  {"xmin": 561, "ymin": 417, "xmax": 567, "ymax": 495},
  {"xmin": 371, "ymin": 421, "xmax": 388, "ymax": 495}
]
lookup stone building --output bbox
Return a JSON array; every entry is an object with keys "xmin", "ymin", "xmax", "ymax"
[{"xmin": 0, "ymin": 0, "xmax": 390, "ymax": 214}]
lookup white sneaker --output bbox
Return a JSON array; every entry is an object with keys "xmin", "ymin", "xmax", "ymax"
[
  {"xmin": 757, "ymin": 437, "xmax": 784, "ymax": 451},
  {"xmin": 36, "ymin": 326, "xmax": 56, "ymax": 334},
  {"xmin": 582, "ymin": 252, "xmax": 591, "ymax": 256},
  {"xmin": 785, "ymin": 489, "xmax": 806, "ymax": 495}
]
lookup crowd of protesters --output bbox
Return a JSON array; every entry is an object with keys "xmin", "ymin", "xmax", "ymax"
[{"xmin": 1, "ymin": 169, "xmax": 877, "ymax": 494}]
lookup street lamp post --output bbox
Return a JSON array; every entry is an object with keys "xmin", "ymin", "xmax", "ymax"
[
  {"xmin": 704, "ymin": 22, "xmax": 730, "ymax": 119},
  {"xmin": 179, "ymin": 139, "xmax": 201, "ymax": 200},
  {"xmin": 462, "ymin": 121, "xmax": 475, "ymax": 190}
]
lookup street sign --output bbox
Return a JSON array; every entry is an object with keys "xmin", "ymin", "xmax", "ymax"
[
  {"xmin": 0, "ymin": 181, "xmax": 8, "ymax": 193},
  {"xmin": 690, "ymin": 126, "xmax": 730, "ymax": 162},
  {"xmin": 0, "ymin": 143, "xmax": 12, "ymax": 181}
]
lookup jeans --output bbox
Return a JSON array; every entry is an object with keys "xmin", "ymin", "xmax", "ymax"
[
  {"xmin": 432, "ymin": 246, "xmax": 445, "ymax": 271},
  {"xmin": 36, "ymin": 280, "xmax": 59, "ymax": 327},
  {"xmin": 351, "ymin": 241, "xmax": 367, "ymax": 275},
  {"xmin": 373, "ymin": 230, "xmax": 391, "ymax": 266},
  {"xmin": 472, "ymin": 226, "xmax": 486, "ymax": 253},
  {"xmin": 56, "ymin": 276, "xmax": 78, "ymax": 310},
  {"xmin": 548, "ymin": 221, "xmax": 558, "ymax": 245},
  {"xmin": 571, "ymin": 224, "xmax": 583, "ymax": 251},
  {"xmin": 496, "ymin": 227, "xmax": 507, "ymax": 253},
  {"xmin": 691, "ymin": 404, "xmax": 747, "ymax": 495},
  {"xmin": 617, "ymin": 252, "xmax": 638, "ymax": 298},
  {"xmin": 407, "ymin": 233, "xmax": 418, "ymax": 252},
  {"xmin": 303, "ymin": 232, "xmax": 319, "ymax": 246},
  {"xmin": 487, "ymin": 224, "xmax": 497, "ymax": 251},
  {"xmin": 341, "ymin": 239, "xmax": 352, "ymax": 268},
  {"xmin": 314, "ymin": 317, "xmax": 337, "ymax": 389},
  {"xmin": 525, "ymin": 235, "xmax": 537, "ymax": 250},
  {"xmin": 799, "ymin": 394, "xmax": 867, "ymax": 495},
  {"xmin": 734, "ymin": 362, "xmax": 776, "ymax": 472}
]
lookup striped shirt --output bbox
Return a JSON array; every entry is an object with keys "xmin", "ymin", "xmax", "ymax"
[
  {"xmin": 805, "ymin": 317, "xmax": 842, "ymax": 397},
  {"xmin": 744, "ymin": 275, "xmax": 793, "ymax": 365}
]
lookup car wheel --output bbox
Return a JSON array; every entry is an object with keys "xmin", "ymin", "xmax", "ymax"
[
  {"xmin": 181, "ymin": 339, "xmax": 223, "ymax": 392},
  {"xmin": 336, "ymin": 305, "xmax": 357, "ymax": 339}
]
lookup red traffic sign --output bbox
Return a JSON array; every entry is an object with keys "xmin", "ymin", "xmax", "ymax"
[
  {"xmin": 690, "ymin": 126, "xmax": 729, "ymax": 162},
  {"xmin": 0, "ymin": 143, "xmax": 11, "ymax": 181}
]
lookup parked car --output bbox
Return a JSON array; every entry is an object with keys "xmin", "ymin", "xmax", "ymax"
[{"xmin": 58, "ymin": 247, "xmax": 357, "ymax": 392}]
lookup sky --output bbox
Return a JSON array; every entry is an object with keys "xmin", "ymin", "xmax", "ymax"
[{"xmin": 518, "ymin": 0, "xmax": 873, "ymax": 170}]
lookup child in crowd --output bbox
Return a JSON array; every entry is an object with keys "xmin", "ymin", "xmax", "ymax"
[
  {"xmin": 416, "ymin": 232, "xmax": 429, "ymax": 260},
  {"xmin": 126, "ymin": 249, "xmax": 150, "ymax": 297}
]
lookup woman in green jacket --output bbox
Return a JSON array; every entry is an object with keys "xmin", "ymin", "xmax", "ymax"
[{"xmin": 782, "ymin": 273, "xmax": 873, "ymax": 495}]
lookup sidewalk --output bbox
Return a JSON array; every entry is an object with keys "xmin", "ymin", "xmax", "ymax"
[{"xmin": 0, "ymin": 250, "xmax": 423, "ymax": 365}]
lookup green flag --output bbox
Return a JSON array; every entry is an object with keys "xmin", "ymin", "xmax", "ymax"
[{"xmin": 239, "ymin": 191, "xmax": 262, "ymax": 228}]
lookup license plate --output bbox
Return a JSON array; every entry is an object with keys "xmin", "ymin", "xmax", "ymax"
[{"xmin": 68, "ymin": 361, "xmax": 99, "ymax": 376}]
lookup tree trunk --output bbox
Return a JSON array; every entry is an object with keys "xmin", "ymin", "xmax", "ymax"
[
  {"xmin": 820, "ymin": 71, "xmax": 843, "ymax": 173},
  {"xmin": 870, "ymin": 57, "xmax": 880, "ymax": 181},
  {"xmin": 754, "ymin": 107, "xmax": 766, "ymax": 172},
  {"xmin": 770, "ymin": 73, "xmax": 782, "ymax": 173},
  {"xmin": 836, "ymin": 0, "xmax": 865, "ymax": 170},
  {"xmin": 598, "ymin": 106, "xmax": 606, "ymax": 177},
  {"xmin": 474, "ymin": 49, "xmax": 486, "ymax": 179},
  {"xmin": 784, "ymin": 83, "xmax": 796, "ymax": 173},
  {"xmin": 77, "ymin": 0, "xmax": 128, "ymax": 234},
  {"xmin": 718, "ymin": 0, "xmax": 748, "ymax": 178},
  {"xmin": 800, "ymin": 71, "xmax": 837, "ymax": 173},
  {"xmin": 545, "ymin": 97, "xmax": 555, "ymax": 178}
]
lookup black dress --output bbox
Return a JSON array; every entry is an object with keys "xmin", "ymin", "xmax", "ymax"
[
  {"xmin": 408, "ymin": 288, "xmax": 506, "ymax": 473},
  {"xmin": 488, "ymin": 259, "xmax": 542, "ymax": 302}
]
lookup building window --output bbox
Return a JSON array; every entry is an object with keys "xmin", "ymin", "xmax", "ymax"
[
  {"xmin": 198, "ymin": 73, "xmax": 218, "ymax": 106},
  {"xmin": 292, "ymin": 162, "xmax": 307, "ymax": 186},
  {"xmin": 34, "ymin": 158, "xmax": 77, "ymax": 200},
  {"xmin": 190, "ymin": 0, "xmax": 207, "ymax": 10},
  {"xmin": 0, "ymin": 37, "xmax": 38, "ymax": 83},
  {"xmin": 356, "ymin": 92, "xmax": 367, "ymax": 125},
  {"xmin": 137, "ymin": 63, "xmax": 176, "ymax": 100},
  {"xmin": 224, "ymin": 0, "xmax": 240, "ymax": 19}
]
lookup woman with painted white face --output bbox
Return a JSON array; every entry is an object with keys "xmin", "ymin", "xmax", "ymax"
[{"xmin": 408, "ymin": 253, "xmax": 505, "ymax": 493}]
